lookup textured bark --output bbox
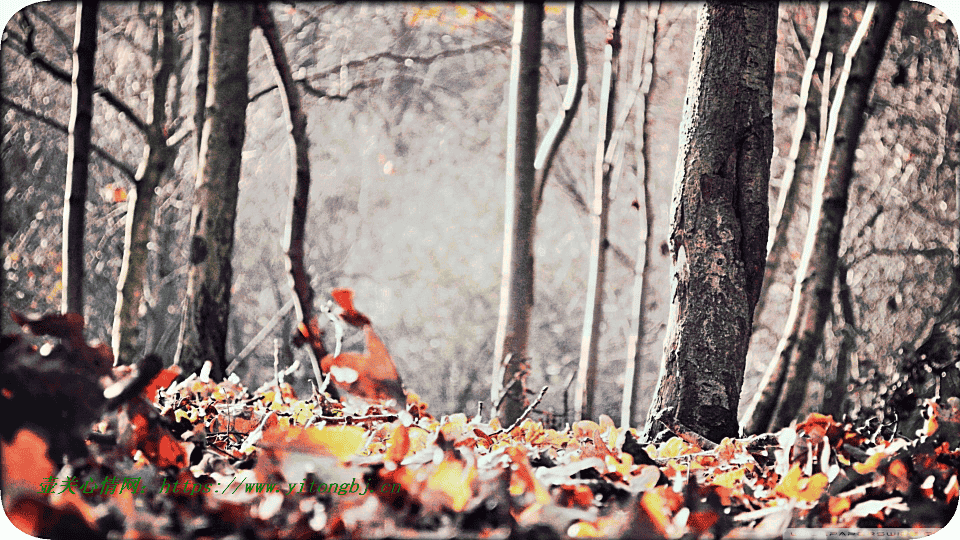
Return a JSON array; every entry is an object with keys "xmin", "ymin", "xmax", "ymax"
[
  {"xmin": 192, "ymin": 1, "xmax": 212, "ymax": 160},
  {"xmin": 576, "ymin": 1, "xmax": 624, "ymax": 421},
  {"xmin": 255, "ymin": 4, "xmax": 330, "ymax": 394},
  {"xmin": 62, "ymin": 0, "xmax": 98, "ymax": 316},
  {"xmin": 747, "ymin": 2, "xmax": 900, "ymax": 434},
  {"xmin": 112, "ymin": 2, "xmax": 177, "ymax": 365},
  {"xmin": 623, "ymin": 1, "xmax": 661, "ymax": 429},
  {"xmin": 492, "ymin": 2, "xmax": 543, "ymax": 425},
  {"xmin": 641, "ymin": 3, "xmax": 776, "ymax": 444},
  {"xmin": 176, "ymin": 3, "xmax": 251, "ymax": 380}
]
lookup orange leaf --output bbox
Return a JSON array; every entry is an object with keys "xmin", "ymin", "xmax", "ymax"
[
  {"xmin": 142, "ymin": 366, "xmax": 181, "ymax": 403},
  {"xmin": 774, "ymin": 463, "xmax": 803, "ymax": 499},
  {"xmin": 428, "ymin": 456, "xmax": 476, "ymax": 511},
  {"xmin": 853, "ymin": 451, "xmax": 885, "ymax": 475},
  {"xmin": 262, "ymin": 424, "xmax": 366, "ymax": 461},
  {"xmin": 331, "ymin": 288, "xmax": 371, "ymax": 327},
  {"xmin": 386, "ymin": 424, "xmax": 410, "ymax": 463},
  {"xmin": 1, "ymin": 428, "xmax": 55, "ymax": 499},
  {"xmin": 829, "ymin": 496, "xmax": 851, "ymax": 516}
]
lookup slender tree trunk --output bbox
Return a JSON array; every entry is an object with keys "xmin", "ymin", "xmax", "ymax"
[
  {"xmin": 752, "ymin": 3, "xmax": 830, "ymax": 333},
  {"xmin": 641, "ymin": 2, "xmax": 776, "ymax": 444},
  {"xmin": 192, "ymin": 1, "xmax": 212, "ymax": 160},
  {"xmin": 742, "ymin": 2, "xmax": 855, "ymax": 431},
  {"xmin": 623, "ymin": 1, "xmax": 661, "ymax": 429},
  {"xmin": 822, "ymin": 262, "xmax": 855, "ymax": 417},
  {"xmin": 575, "ymin": 1, "xmax": 624, "ymax": 421},
  {"xmin": 62, "ymin": 0, "xmax": 98, "ymax": 316},
  {"xmin": 533, "ymin": 1, "xmax": 584, "ymax": 215},
  {"xmin": 255, "ymin": 4, "xmax": 330, "ymax": 394},
  {"xmin": 112, "ymin": 1, "xmax": 176, "ymax": 365},
  {"xmin": 175, "ymin": 3, "xmax": 252, "ymax": 380},
  {"xmin": 745, "ymin": 1, "xmax": 900, "ymax": 434},
  {"xmin": 492, "ymin": 2, "xmax": 543, "ymax": 425}
]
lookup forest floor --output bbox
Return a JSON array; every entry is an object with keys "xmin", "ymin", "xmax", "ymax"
[{"xmin": 1, "ymin": 310, "xmax": 957, "ymax": 539}]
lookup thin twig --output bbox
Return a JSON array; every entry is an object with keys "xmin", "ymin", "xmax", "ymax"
[
  {"xmin": 312, "ymin": 413, "xmax": 398, "ymax": 425},
  {"xmin": 493, "ymin": 375, "xmax": 519, "ymax": 412},
  {"xmin": 493, "ymin": 386, "xmax": 549, "ymax": 436},
  {"xmin": 1, "ymin": 97, "xmax": 137, "ymax": 182},
  {"xmin": 15, "ymin": 11, "xmax": 147, "ymax": 133}
]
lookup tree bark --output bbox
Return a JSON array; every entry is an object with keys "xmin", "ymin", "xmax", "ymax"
[
  {"xmin": 492, "ymin": 2, "xmax": 543, "ymax": 425},
  {"xmin": 641, "ymin": 2, "xmax": 776, "ymax": 444},
  {"xmin": 623, "ymin": 1, "xmax": 661, "ymax": 429},
  {"xmin": 255, "ymin": 3, "xmax": 330, "ymax": 393},
  {"xmin": 175, "ymin": 3, "xmax": 252, "ymax": 380},
  {"xmin": 745, "ymin": 1, "xmax": 900, "ymax": 434},
  {"xmin": 62, "ymin": 0, "xmax": 98, "ymax": 316},
  {"xmin": 192, "ymin": 1, "xmax": 212, "ymax": 160},
  {"xmin": 112, "ymin": 1, "xmax": 177, "ymax": 365},
  {"xmin": 575, "ymin": 1, "xmax": 624, "ymax": 421}
]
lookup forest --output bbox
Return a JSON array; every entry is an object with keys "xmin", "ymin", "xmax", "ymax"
[{"xmin": 1, "ymin": 1, "xmax": 959, "ymax": 539}]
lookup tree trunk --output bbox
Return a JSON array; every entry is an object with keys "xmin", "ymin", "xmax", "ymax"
[
  {"xmin": 575, "ymin": 1, "xmax": 624, "ymax": 421},
  {"xmin": 255, "ymin": 3, "xmax": 330, "ymax": 393},
  {"xmin": 752, "ymin": 3, "xmax": 830, "ymax": 334},
  {"xmin": 112, "ymin": 1, "xmax": 176, "ymax": 365},
  {"xmin": 741, "ymin": 3, "xmax": 856, "ymax": 432},
  {"xmin": 62, "ymin": 0, "xmax": 98, "ymax": 316},
  {"xmin": 492, "ymin": 2, "xmax": 543, "ymax": 425},
  {"xmin": 533, "ymin": 1, "xmax": 584, "ymax": 215},
  {"xmin": 745, "ymin": 2, "xmax": 900, "ymax": 434},
  {"xmin": 623, "ymin": 1, "xmax": 661, "ymax": 429},
  {"xmin": 192, "ymin": 1, "xmax": 212, "ymax": 160},
  {"xmin": 641, "ymin": 2, "xmax": 776, "ymax": 444},
  {"xmin": 175, "ymin": 3, "xmax": 252, "ymax": 380}
]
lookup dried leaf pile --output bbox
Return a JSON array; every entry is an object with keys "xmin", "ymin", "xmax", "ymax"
[{"xmin": 1, "ymin": 303, "xmax": 958, "ymax": 539}]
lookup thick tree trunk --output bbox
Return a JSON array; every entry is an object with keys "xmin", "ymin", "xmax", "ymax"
[
  {"xmin": 492, "ymin": 2, "xmax": 543, "ymax": 425},
  {"xmin": 176, "ymin": 3, "xmax": 252, "ymax": 380},
  {"xmin": 623, "ymin": 1, "xmax": 661, "ymax": 429},
  {"xmin": 641, "ymin": 2, "xmax": 776, "ymax": 444},
  {"xmin": 62, "ymin": 0, "xmax": 98, "ymax": 316},
  {"xmin": 575, "ymin": 1, "xmax": 624, "ymax": 421},
  {"xmin": 112, "ymin": 1, "xmax": 176, "ymax": 365}
]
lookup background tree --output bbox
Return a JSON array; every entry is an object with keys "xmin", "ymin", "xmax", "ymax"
[
  {"xmin": 111, "ymin": 1, "xmax": 176, "ymax": 365},
  {"xmin": 254, "ymin": 4, "xmax": 328, "ymax": 391},
  {"xmin": 491, "ymin": 2, "xmax": 544, "ymax": 424},
  {"xmin": 575, "ymin": 1, "xmax": 624, "ymax": 421},
  {"xmin": 62, "ymin": 0, "xmax": 98, "ymax": 316},
  {"xmin": 641, "ymin": 2, "xmax": 777, "ymax": 444},
  {"xmin": 623, "ymin": 2, "xmax": 661, "ymax": 429},
  {"xmin": 743, "ymin": 1, "xmax": 901, "ymax": 434},
  {"xmin": 175, "ymin": 3, "xmax": 252, "ymax": 379},
  {"xmin": 3, "ymin": 3, "xmax": 956, "ymax": 430}
]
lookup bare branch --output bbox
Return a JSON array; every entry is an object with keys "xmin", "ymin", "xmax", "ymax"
[
  {"xmin": 1, "ymin": 97, "xmax": 136, "ymax": 182},
  {"xmin": 312, "ymin": 39, "xmax": 507, "ymax": 79},
  {"xmin": 16, "ymin": 10, "xmax": 147, "ymax": 133},
  {"xmin": 534, "ymin": 2, "xmax": 586, "ymax": 215}
]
